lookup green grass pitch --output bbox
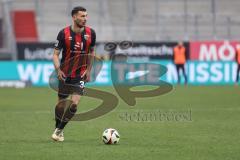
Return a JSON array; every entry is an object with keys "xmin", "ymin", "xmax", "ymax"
[{"xmin": 0, "ymin": 86, "xmax": 239, "ymax": 160}]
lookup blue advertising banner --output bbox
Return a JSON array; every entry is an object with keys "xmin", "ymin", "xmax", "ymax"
[{"xmin": 0, "ymin": 61, "xmax": 238, "ymax": 86}]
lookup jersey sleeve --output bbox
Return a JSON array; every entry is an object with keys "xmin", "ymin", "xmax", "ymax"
[
  {"xmin": 90, "ymin": 29, "xmax": 96, "ymax": 52},
  {"xmin": 54, "ymin": 29, "xmax": 64, "ymax": 50}
]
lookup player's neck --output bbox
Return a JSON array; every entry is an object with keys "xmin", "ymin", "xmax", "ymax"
[{"xmin": 71, "ymin": 25, "xmax": 84, "ymax": 33}]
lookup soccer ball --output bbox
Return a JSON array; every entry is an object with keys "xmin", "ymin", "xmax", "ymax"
[{"xmin": 102, "ymin": 128, "xmax": 120, "ymax": 144}]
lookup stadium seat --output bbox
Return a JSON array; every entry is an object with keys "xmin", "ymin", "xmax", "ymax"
[
  {"xmin": 12, "ymin": 10, "xmax": 38, "ymax": 42},
  {"xmin": 6, "ymin": 0, "xmax": 240, "ymax": 41}
]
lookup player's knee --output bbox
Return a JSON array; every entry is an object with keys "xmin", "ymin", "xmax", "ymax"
[
  {"xmin": 71, "ymin": 95, "xmax": 81, "ymax": 105},
  {"xmin": 72, "ymin": 99, "xmax": 80, "ymax": 105}
]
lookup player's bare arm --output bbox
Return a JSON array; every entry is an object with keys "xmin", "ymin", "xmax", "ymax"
[{"xmin": 53, "ymin": 48, "xmax": 66, "ymax": 81}]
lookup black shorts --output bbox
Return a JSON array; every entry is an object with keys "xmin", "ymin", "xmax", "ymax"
[{"xmin": 58, "ymin": 77, "xmax": 85, "ymax": 99}]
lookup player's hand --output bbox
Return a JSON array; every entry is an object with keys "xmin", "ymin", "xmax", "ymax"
[
  {"xmin": 56, "ymin": 68, "xmax": 66, "ymax": 81},
  {"xmin": 85, "ymin": 71, "xmax": 91, "ymax": 82},
  {"xmin": 81, "ymin": 70, "xmax": 91, "ymax": 82}
]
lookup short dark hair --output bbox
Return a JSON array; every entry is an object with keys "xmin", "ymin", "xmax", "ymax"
[{"xmin": 71, "ymin": 6, "xmax": 86, "ymax": 17}]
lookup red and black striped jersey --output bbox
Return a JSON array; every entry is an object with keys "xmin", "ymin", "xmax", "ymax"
[{"xmin": 54, "ymin": 25, "xmax": 96, "ymax": 78}]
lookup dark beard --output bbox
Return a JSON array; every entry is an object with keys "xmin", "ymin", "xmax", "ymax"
[
  {"xmin": 75, "ymin": 20, "xmax": 85, "ymax": 28},
  {"xmin": 76, "ymin": 22, "xmax": 83, "ymax": 28}
]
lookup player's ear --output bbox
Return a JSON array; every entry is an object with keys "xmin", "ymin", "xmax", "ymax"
[{"xmin": 72, "ymin": 14, "xmax": 76, "ymax": 20}]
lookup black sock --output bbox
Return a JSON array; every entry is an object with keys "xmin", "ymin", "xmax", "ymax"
[
  {"xmin": 55, "ymin": 105, "xmax": 63, "ymax": 128},
  {"xmin": 55, "ymin": 118, "xmax": 61, "ymax": 128},
  {"xmin": 58, "ymin": 104, "xmax": 77, "ymax": 129},
  {"xmin": 58, "ymin": 121, "xmax": 68, "ymax": 130}
]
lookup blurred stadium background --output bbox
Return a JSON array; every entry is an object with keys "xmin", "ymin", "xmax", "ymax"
[{"xmin": 0, "ymin": 0, "xmax": 239, "ymax": 160}]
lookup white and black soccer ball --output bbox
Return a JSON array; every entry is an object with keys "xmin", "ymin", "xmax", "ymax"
[{"xmin": 102, "ymin": 128, "xmax": 120, "ymax": 144}]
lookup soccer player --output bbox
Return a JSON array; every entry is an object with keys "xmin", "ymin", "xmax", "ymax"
[
  {"xmin": 173, "ymin": 41, "xmax": 187, "ymax": 85},
  {"xmin": 51, "ymin": 6, "xmax": 96, "ymax": 142},
  {"xmin": 235, "ymin": 46, "xmax": 240, "ymax": 85}
]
